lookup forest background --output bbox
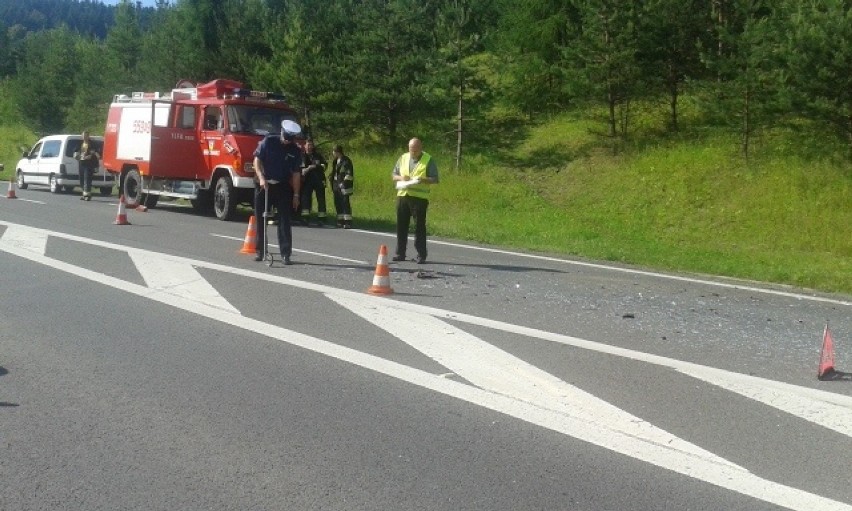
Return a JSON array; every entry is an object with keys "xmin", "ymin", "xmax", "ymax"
[{"xmin": 0, "ymin": 0, "xmax": 849, "ymax": 293}]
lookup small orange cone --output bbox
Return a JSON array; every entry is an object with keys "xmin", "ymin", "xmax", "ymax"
[
  {"xmin": 6, "ymin": 179, "xmax": 17, "ymax": 199},
  {"xmin": 818, "ymin": 325, "xmax": 836, "ymax": 380},
  {"xmin": 114, "ymin": 195, "xmax": 131, "ymax": 225},
  {"xmin": 240, "ymin": 215, "xmax": 258, "ymax": 254},
  {"xmin": 367, "ymin": 244, "xmax": 394, "ymax": 295}
]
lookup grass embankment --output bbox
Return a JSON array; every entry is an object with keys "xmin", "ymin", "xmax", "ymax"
[
  {"xmin": 348, "ymin": 113, "xmax": 851, "ymax": 295},
  {"xmin": 2, "ymin": 115, "xmax": 850, "ymax": 294}
]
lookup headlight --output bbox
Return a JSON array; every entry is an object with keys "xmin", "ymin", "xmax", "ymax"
[{"xmin": 243, "ymin": 162, "xmax": 254, "ymax": 174}]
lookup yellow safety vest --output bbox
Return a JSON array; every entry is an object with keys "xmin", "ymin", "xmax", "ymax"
[{"xmin": 397, "ymin": 152, "xmax": 431, "ymax": 199}]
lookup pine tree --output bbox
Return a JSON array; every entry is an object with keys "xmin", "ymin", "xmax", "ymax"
[{"xmin": 782, "ymin": 0, "xmax": 852, "ymax": 155}]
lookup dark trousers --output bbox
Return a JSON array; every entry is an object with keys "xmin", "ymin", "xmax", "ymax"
[
  {"xmin": 395, "ymin": 195, "xmax": 429, "ymax": 258},
  {"xmin": 332, "ymin": 191, "xmax": 352, "ymax": 223},
  {"xmin": 78, "ymin": 164, "xmax": 93, "ymax": 193},
  {"xmin": 254, "ymin": 183, "xmax": 293, "ymax": 257},
  {"xmin": 300, "ymin": 173, "xmax": 326, "ymax": 218}
]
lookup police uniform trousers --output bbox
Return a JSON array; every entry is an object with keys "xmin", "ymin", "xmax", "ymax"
[{"xmin": 254, "ymin": 182, "xmax": 294, "ymax": 258}]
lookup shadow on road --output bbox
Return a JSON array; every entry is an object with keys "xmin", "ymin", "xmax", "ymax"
[
  {"xmin": 0, "ymin": 366, "xmax": 19, "ymax": 407},
  {"xmin": 818, "ymin": 370, "xmax": 852, "ymax": 382}
]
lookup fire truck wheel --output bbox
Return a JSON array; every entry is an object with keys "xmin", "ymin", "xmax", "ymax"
[
  {"xmin": 213, "ymin": 175, "xmax": 236, "ymax": 221},
  {"xmin": 16, "ymin": 171, "xmax": 28, "ymax": 190},
  {"xmin": 123, "ymin": 168, "xmax": 143, "ymax": 207}
]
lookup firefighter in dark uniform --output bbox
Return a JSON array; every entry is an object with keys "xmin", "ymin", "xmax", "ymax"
[
  {"xmin": 329, "ymin": 144, "xmax": 354, "ymax": 229},
  {"xmin": 298, "ymin": 139, "xmax": 328, "ymax": 226}
]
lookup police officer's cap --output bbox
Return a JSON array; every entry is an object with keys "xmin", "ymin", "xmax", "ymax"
[{"xmin": 281, "ymin": 120, "xmax": 302, "ymax": 140}]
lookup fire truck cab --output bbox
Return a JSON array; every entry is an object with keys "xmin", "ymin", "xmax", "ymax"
[{"xmin": 102, "ymin": 79, "xmax": 302, "ymax": 220}]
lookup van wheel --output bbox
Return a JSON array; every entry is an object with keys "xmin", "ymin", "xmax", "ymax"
[
  {"xmin": 122, "ymin": 168, "xmax": 143, "ymax": 206},
  {"xmin": 213, "ymin": 175, "xmax": 236, "ymax": 221},
  {"xmin": 49, "ymin": 175, "xmax": 60, "ymax": 193},
  {"xmin": 16, "ymin": 171, "xmax": 28, "ymax": 190}
]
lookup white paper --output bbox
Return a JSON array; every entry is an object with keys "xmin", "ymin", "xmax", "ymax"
[{"xmin": 395, "ymin": 178, "xmax": 421, "ymax": 190}]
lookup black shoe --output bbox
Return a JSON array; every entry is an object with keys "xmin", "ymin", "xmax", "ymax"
[
  {"xmin": 416, "ymin": 256, "xmax": 427, "ymax": 264},
  {"xmin": 254, "ymin": 253, "xmax": 263, "ymax": 262},
  {"xmin": 283, "ymin": 256, "xmax": 292, "ymax": 265},
  {"xmin": 391, "ymin": 255, "xmax": 406, "ymax": 262}
]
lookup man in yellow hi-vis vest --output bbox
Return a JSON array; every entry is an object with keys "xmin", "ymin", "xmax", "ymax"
[{"xmin": 391, "ymin": 138, "xmax": 439, "ymax": 264}]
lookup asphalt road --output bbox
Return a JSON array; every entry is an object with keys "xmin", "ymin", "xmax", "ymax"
[{"xmin": 1, "ymin": 187, "xmax": 850, "ymax": 511}]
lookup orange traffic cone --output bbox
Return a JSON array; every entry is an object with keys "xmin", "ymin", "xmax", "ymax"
[
  {"xmin": 818, "ymin": 325, "xmax": 836, "ymax": 380},
  {"xmin": 114, "ymin": 195, "xmax": 131, "ymax": 225},
  {"xmin": 367, "ymin": 244, "xmax": 394, "ymax": 295},
  {"xmin": 6, "ymin": 179, "xmax": 17, "ymax": 199},
  {"xmin": 240, "ymin": 215, "xmax": 258, "ymax": 254}
]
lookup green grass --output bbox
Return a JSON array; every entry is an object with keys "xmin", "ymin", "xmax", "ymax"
[{"xmin": 2, "ymin": 111, "xmax": 850, "ymax": 294}]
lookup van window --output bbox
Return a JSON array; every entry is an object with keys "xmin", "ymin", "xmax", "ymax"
[
  {"xmin": 42, "ymin": 140, "xmax": 61, "ymax": 158},
  {"xmin": 66, "ymin": 139, "xmax": 82, "ymax": 156},
  {"xmin": 28, "ymin": 142, "xmax": 42, "ymax": 158},
  {"xmin": 65, "ymin": 139, "xmax": 103, "ymax": 157}
]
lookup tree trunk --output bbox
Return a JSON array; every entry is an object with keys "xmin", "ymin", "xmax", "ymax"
[
  {"xmin": 456, "ymin": 81, "xmax": 463, "ymax": 171},
  {"xmin": 742, "ymin": 85, "xmax": 750, "ymax": 160},
  {"xmin": 668, "ymin": 65, "xmax": 679, "ymax": 132}
]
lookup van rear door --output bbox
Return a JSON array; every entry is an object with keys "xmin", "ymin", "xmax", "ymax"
[{"xmin": 36, "ymin": 139, "xmax": 63, "ymax": 184}]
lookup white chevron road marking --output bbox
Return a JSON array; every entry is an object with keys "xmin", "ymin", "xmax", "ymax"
[
  {"xmin": 327, "ymin": 293, "xmax": 738, "ymax": 467},
  {"xmin": 0, "ymin": 224, "xmax": 49, "ymax": 254},
  {"xmin": 128, "ymin": 251, "xmax": 241, "ymax": 314},
  {"xmin": 1, "ymin": 220, "xmax": 851, "ymax": 511}
]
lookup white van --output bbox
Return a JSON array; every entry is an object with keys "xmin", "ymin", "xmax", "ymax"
[{"xmin": 15, "ymin": 134, "xmax": 116, "ymax": 195}]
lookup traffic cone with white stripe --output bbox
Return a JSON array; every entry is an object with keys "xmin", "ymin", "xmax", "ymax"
[
  {"xmin": 114, "ymin": 194, "xmax": 131, "ymax": 225},
  {"xmin": 367, "ymin": 244, "xmax": 393, "ymax": 295},
  {"xmin": 818, "ymin": 325, "xmax": 836, "ymax": 380},
  {"xmin": 6, "ymin": 179, "xmax": 17, "ymax": 199},
  {"xmin": 240, "ymin": 215, "xmax": 258, "ymax": 254}
]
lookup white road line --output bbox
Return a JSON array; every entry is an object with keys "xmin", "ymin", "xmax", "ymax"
[
  {"xmin": 209, "ymin": 233, "xmax": 368, "ymax": 264},
  {"xmin": 128, "ymin": 251, "xmax": 241, "ymax": 314},
  {"xmin": 5, "ymin": 220, "xmax": 852, "ymax": 426},
  {"xmin": 2, "ymin": 220, "xmax": 851, "ymax": 510},
  {"xmin": 12, "ymin": 198, "xmax": 46, "ymax": 204},
  {"xmin": 352, "ymin": 229, "xmax": 852, "ymax": 307},
  {"xmin": 327, "ymin": 293, "xmax": 739, "ymax": 468},
  {"xmin": 0, "ymin": 224, "xmax": 49, "ymax": 254}
]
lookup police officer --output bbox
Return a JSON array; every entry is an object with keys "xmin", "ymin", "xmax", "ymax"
[{"xmin": 253, "ymin": 120, "xmax": 302, "ymax": 265}]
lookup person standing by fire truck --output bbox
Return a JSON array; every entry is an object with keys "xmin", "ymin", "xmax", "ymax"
[
  {"xmin": 329, "ymin": 144, "xmax": 354, "ymax": 228},
  {"xmin": 253, "ymin": 120, "xmax": 302, "ymax": 264},
  {"xmin": 77, "ymin": 130, "xmax": 100, "ymax": 201},
  {"xmin": 298, "ymin": 139, "xmax": 328, "ymax": 226}
]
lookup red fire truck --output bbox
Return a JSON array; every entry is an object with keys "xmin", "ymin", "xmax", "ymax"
[{"xmin": 102, "ymin": 79, "xmax": 302, "ymax": 220}]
